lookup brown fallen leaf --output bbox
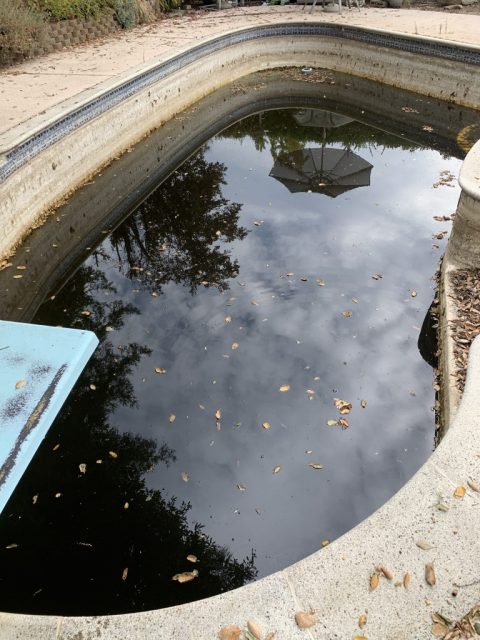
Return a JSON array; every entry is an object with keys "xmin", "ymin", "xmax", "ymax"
[
  {"xmin": 265, "ymin": 634, "xmax": 276, "ymax": 640},
  {"xmin": 308, "ymin": 463, "xmax": 323, "ymax": 470},
  {"xmin": 231, "ymin": 342, "xmax": 239, "ymax": 350},
  {"xmin": 410, "ymin": 290, "xmax": 417, "ymax": 298},
  {"xmin": 124, "ymin": 502, "xmax": 129, "ymax": 510},
  {"xmin": 237, "ymin": 484, "xmax": 246, "ymax": 492},
  {"xmin": 172, "ymin": 569, "xmax": 199, "ymax": 583},
  {"xmin": 370, "ymin": 573, "xmax": 380, "ymax": 591},
  {"xmin": 416, "ymin": 539, "xmax": 434, "ymax": 550},
  {"xmin": 169, "ymin": 414, "xmax": 176, "ymax": 423},
  {"xmin": 154, "ymin": 367, "xmax": 166, "ymax": 374},
  {"xmin": 15, "ymin": 379, "xmax": 26, "ymax": 389},
  {"xmin": 181, "ymin": 471, "xmax": 189, "ymax": 482},
  {"xmin": 218, "ymin": 625, "xmax": 241, "ymax": 640},
  {"xmin": 467, "ymin": 479, "xmax": 480, "ymax": 493},
  {"xmin": 431, "ymin": 613, "xmax": 450, "ymax": 637},
  {"xmin": 215, "ymin": 409, "xmax": 222, "ymax": 420},
  {"xmin": 454, "ymin": 486, "xmax": 466, "ymax": 498},
  {"xmin": 5, "ymin": 543, "xmax": 19, "ymax": 549},
  {"xmin": 326, "ymin": 419, "xmax": 338, "ymax": 427},
  {"xmin": 295, "ymin": 611, "xmax": 317, "ymax": 629},
  {"xmin": 32, "ymin": 495, "xmax": 38, "ymax": 505},
  {"xmin": 361, "ymin": 399, "xmax": 367, "ymax": 408},
  {"xmin": 353, "ymin": 636, "xmax": 368, "ymax": 640},
  {"xmin": 321, "ymin": 539, "xmax": 329, "ymax": 547},
  {"xmin": 425, "ymin": 563, "xmax": 436, "ymax": 586},
  {"xmin": 358, "ymin": 613, "xmax": 367, "ymax": 629},
  {"xmin": 403, "ymin": 573, "xmax": 411, "ymax": 589},
  {"xmin": 225, "ymin": 315, "xmax": 232, "ymax": 323},
  {"xmin": 338, "ymin": 418, "xmax": 349, "ymax": 429},
  {"xmin": 273, "ymin": 465, "xmax": 281, "ymax": 474},
  {"xmin": 316, "ymin": 278, "xmax": 325, "ymax": 286},
  {"xmin": 247, "ymin": 620, "xmax": 263, "ymax": 639},
  {"xmin": 186, "ymin": 554, "xmax": 198, "ymax": 563},
  {"xmin": 78, "ymin": 463, "xmax": 86, "ymax": 474},
  {"xmin": 108, "ymin": 451, "xmax": 118, "ymax": 459},
  {"xmin": 279, "ymin": 385, "xmax": 290, "ymax": 392},
  {"xmin": 306, "ymin": 389, "xmax": 315, "ymax": 396},
  {"xmin": 342, "ymin": 310, "xmax": 352, "ymax": 318},
  {"xmin": 262, "ymin": 421, "xmax": 271, "ymax": 430},
  {"xmin": 89, "ymin": 384, "xmax": 96, "ymax": 391},
  {"xmin": 378, "ymin": 565, "xmax": 393, "ymax": 580},
  {"xmin": 371, "ymin": 274, "xmax": 383, "ymax": 280},
  {"xmin": 122, "ymin": 567, "xmax": 128, "ymax": 581}
]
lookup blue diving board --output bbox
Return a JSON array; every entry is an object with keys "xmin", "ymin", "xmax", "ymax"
[{"xmin": 0, "ymin": 321, "xmax": 98, "ymax": 514}]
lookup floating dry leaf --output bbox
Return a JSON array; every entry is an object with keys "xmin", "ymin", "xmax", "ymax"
[
  {"xmin": 454, "ymin": 486, "xmax": 466, "ymax": 498},
  {"xmin": 108, "ymin": 451, "xmax": 118, "ymax": 459},
  {"xmin": 308, "ymin": 463, "xmax": 323, "ymax": 470},
  {"xmin": 89, "ymin": 384, "xmax": 96, "ymax": 390},
  {"xmin": 13, "ymin": 275, "xmax": 23, "ymax": 279},
  {"xmin": 80, "ymin": 310, "xmax": 91, "ymax": 316},
  {"xmin": 431, "ymin": 613, "xmax": 450, "ymax": 637},
  {"xmin": 237, "ymin": 484, "xmax": 246, "ymax": 492},
  {"xmin": 371, "ymin": 274, "xmax": 383, "ymax": 280},
  {"xmin": 295, "ymin": 611, "xmax": 317, "ymax": 629},
  {"xmin": 181, "ymin": 471, "xmax": 189, "ymax": 482},
  {"xmin": 316, "ymin": 278, "xmax": 325, "ymax": 286},
  {"xmin": 32, "ymin": 495, "xmax": 38, "ymax": 505},
  {"xmin": 403, "ymin": 573, "xmax": 411, "ymax": 589},
  {"xmin": 410, "ymin": 290, "xmax": 417, "ymax": 298},
  {"xmin": 335, "ymin": 398, "xmax": 352, "ymax": 414},
  {"xmin": 215, "ymin": 409, "xmax": 222, "ymax": 420},
  {"xmin": 251, "ymin": 300, "xmax": 259, "ymax": 306},
  {"xmin": 300, "ymin": 277, "xmax": 308, "ymax": 282},
  {"xmin": 358, "ymin": 613, "xmax": 367, "ymax": 629},
  {"xmin": 122, "ymin": 567, "xmax": 128, "ymax": 581},
  {"xmin": 321, "ymin": 539, "xmax": 329, "ymax": 547},
  {"xmin": 16, "ymin": 265, "xmax": 27, "ymax": 270},
  {"xmin": 154, "ymin": 367, "xmax": 166, "ymax": 374},
  {"xmin": 342, "ymin": 310, "xmax": 352, "ymax": 318},
  {"xmin": 225, "ymin": 315, "xmax": 232, "ymax": 323},
  {"xmin": 306, "ymin": 389, "xmax": 315, "ymax": 396},
  {"xmin": 169, "ymin": 414, "xmax": 176, "ymax": 423},
  {"xmin": 467, "ymin": 479, "xmax": 480, "ymax": 492},
  {"xmin": 361, "ymin": 399, "xmax": 367, "ymax": 408},
  {"xmin": 218, "ymin": 625, "xmax": 241, "ymax": 640},
  {"xmin": 247, "ymin": 620, "xmax": 263, "ymax": 639},
  {"xmin": 124, "ymin": 502, "xmax": 129, "ymax": 510},
  {"xmin": 369, "ymin": 573, "xmax": 380, "ymax": 591},
  {"xmin": 15, "ymin": 379, "xmax": 26, "ymax": 389},
  {"xmin": 416, "ymin": 539, "xmax": 434, "ymax": 550},
  {"xmin": 53, "ymin": 444, "xmax": 60, "ymax": 451},
  {"xmin": 172, "ymin": 569, "xmax": 199, "ymax": 583},
  {"xmin": 425, "ymin": 563, "xmax": 436, "ymax": 586},
  {"xmin": 262, "ymin": 421, "xmax": 271, "ymax": 430},
  {"xmin": 279, "ymin": 385, "xmax": 290, "ymax": 392},
  {"xmin": 6, "ymin": 543, "xmax": 18, "ymax": 549},
  {"xmin": 231, "ymin": 342, "xmax": 239, "ymax": 350},
  {"xmin": 273, "ymin": 465, "xmax": 281, "ymax": 474},
  {"xmin": 186, "ymin": 554, "xmax": 198, "ymax": 563},
  {"xmin": 78, "ymin": 463, "xmax": 86, "ymax": 474},
  {"xmin": 326, "ymin": 419, "xmax": 338, "ymax": 427},
  {"xmin": 338, "ymin": 418, "xmax": 349, "ymax": 429}
]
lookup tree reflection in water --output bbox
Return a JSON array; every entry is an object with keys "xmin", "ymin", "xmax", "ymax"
[
  {"xmin": 110, "ymin": 150, "xmax": 247, "ymax": 293},
  {"xmin": 0, "ymin": 150, "xmax": 256, "ymax": 616}
]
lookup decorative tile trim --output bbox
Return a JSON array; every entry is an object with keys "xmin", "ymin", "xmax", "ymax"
[{"xmin": 1, "ymin": 22, "xmax": 479, "ymax": 182}]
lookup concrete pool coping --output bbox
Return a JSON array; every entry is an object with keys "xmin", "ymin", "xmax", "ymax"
[{"xmin": 1, "ymin": 9, "xmax": 480, "ymax": 640}]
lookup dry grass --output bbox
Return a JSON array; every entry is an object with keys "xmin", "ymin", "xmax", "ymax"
[{"xmin": 0, "ymin": 1, "xmax": 49, "ymax": 65}]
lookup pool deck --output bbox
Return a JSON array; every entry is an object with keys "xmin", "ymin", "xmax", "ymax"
[
  {"xmin": 1, "ymin": 6, "xmax": 480, "ymax": 138},
  {"xmin": 1, "ymin": 6, "xmax": 480, "ymax": 640}
]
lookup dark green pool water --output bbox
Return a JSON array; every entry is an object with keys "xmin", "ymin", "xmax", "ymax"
[{"xmin": 0, "ymin": 105, "xmax": 463, "ymax": 615}]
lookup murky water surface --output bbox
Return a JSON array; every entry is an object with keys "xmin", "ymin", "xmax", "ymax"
[{"xmin": 0, "ymin": 107, "xmax": 463, "ymax": 614}]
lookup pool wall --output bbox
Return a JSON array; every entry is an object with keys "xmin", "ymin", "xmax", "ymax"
[
  {"xmin": 1, "ymin": 23, "xmax": 480, "ymax": 262},
  {"xmin": 1, "ymin": 20, "xmax": 480, "ymax": 640}
]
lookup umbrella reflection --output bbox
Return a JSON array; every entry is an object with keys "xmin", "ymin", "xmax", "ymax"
[{"xmin": 270, "ymin": 147, "xmax": 373, "ymax": 198}]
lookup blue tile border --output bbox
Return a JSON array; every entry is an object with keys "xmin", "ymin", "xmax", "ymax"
[{"xmin": 1, "ymin": 22, "xmax": 479, "ymax": 182}]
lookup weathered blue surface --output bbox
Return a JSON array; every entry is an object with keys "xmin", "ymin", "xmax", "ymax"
[{"xmin": 0, "ymin": 321, "xmax": 98, "ymax": 513}]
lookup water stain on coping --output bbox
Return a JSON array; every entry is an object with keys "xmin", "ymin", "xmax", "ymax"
[{"xmin": 0, "ymin": 363, "xmax": 67, "ymax": 488}]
